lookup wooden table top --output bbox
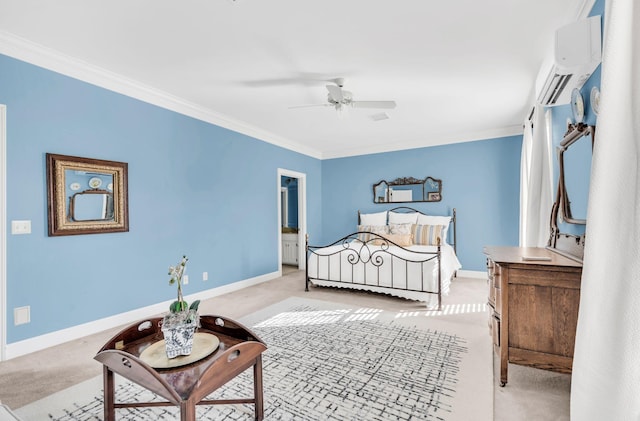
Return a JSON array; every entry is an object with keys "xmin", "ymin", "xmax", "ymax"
[
  {"xmin": 483, "ymin": 246, "xmax": 583, "ymax": 268},
  {"xmin": 95, "ymin": 315, "xmax": 267, "ymax": 402}
]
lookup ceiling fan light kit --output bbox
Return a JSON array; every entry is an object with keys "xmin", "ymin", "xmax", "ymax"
[
  {"xmin": 370, "ymin": 112, "xmax": 390, "ymax": 122},
  {"xmin": 290, "ymin": 78, "xmax": 397, "ymax": 118}
]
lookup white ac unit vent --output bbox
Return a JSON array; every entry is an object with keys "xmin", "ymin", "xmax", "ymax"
[{"xmin": 536, "ymin": 15, "xmax": 602, "ymax": 106}]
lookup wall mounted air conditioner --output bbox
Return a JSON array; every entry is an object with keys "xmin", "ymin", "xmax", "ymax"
[{"xmin": 535, "ymin": 15, "xmax": 602, "ymax": 106}]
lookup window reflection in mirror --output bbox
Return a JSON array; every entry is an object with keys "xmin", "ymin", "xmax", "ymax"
[
  {"xmin": 71, "ymin": 191, "xmax": 114, "ymax": 221},
  {"xmin": 390, "ymin": 184, "xmax": 421, "ymax": 202}
]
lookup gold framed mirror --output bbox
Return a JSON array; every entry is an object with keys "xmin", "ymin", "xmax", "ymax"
[{"xmin": 46, "ymin": 153, "xmax": 129, "ymax": 236}]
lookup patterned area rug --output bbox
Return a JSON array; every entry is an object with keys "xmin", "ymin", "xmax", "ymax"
[{"xmin": 16, "ymin": 297, "xmax": 492, "ymax": 420}]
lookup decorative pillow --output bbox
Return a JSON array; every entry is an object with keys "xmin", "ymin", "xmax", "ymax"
[
  {"xmin": 389, "ymin": 223, "xmax": 412, "ymax": 235},
  {"xmin": 411, "ymin": 224, "xmax": 446, "ymax": 246},
  {"xmin": 357, "ymin": 224, "xmax": 389, "ymax": 243},
  {"xmin": 359, "ymin": 211, "xmax": 388, "ymax": 226},
  {"xmin": 379, "ymin": 233, "xmax": 413, "ymax": 247},
  {"xmin": 416, "ymin": 215, "xmax": 451, "ymax": 242},
  {"xmin": 388, "ymin": 211, "xmax": 418, "ymax": 225}
]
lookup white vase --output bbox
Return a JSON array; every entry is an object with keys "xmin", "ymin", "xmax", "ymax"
[{"xmin": 161, "ymin": 310, "xmax": 199, "ymax": 358}]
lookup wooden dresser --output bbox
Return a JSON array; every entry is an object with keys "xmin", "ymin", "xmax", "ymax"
[{"xmin": 483, "ymin": 246, "xmax": 582, "ymax": 386}]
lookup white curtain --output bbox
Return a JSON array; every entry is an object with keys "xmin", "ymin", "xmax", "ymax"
[
  {"xmin": 571, "ymin": 1, "xmax": 640, "ymax": 420},
  {"xmin": 519, "ymin": 104, "xmax": 553, "ymax": 247}
]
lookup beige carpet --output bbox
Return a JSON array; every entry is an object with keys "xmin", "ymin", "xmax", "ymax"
[
  {"xmin": 15, "ymin": 296, "xmax": 493, "ymax": 420},
  {"xmin": 0, "ymin": 271, "xmax": 571, "ymax": 419}
]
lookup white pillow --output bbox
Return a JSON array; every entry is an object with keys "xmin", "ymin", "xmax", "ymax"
[
  {"xmin": 388, "ymin": 211, "xmax": 418, "ymax": 225},
  {"xmin": 389, "ymin": 223, "xmax": 412, "ymax": 235},
  {"xmin": 359, "ymin": 211, "xmax": 387, "ymax": 226},
  {"xmin": 416, "ymin": 215, "xmax": 452, "ymax": 242}
]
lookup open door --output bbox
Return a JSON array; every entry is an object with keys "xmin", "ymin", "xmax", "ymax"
[{"xmin": 277, "ymin": 169, "xmax": 306, "ymax": 273}]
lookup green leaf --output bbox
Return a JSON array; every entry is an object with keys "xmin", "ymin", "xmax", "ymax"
[
  {"xmin": 169, "ymin": 301, "xmax": 180, "ymax": 312},
  {"xmin": 189, "ymin": 300, "xmax": 201, "ymax": 311},
  {"xmin": 169, "ymin": 300, "xmax": 189, "ymax": 313}
]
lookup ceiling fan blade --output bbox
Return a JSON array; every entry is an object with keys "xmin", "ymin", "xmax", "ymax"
[
  {"xmin": 326, "ymin": 85, "xmax": 344, "ymax": 102},
  {"xmin": 288, "ymin": 104, "xmax": 331, "ymax": 109},
  {"xmin": 351, "ymin": 100, "xmax": 397, "ymax": 109}
]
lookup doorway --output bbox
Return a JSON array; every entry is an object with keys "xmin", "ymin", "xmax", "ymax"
[{"xmin": 277, "ymin": 169, "xmax": 306, "ymax": 274}]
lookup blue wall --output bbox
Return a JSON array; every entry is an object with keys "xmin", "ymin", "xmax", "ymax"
[
  {"xmin": 1, "ymin": 54, "xmax": 322, "ymax": 343},
  {"xmin": 2, "ymin": 47, "xmax": 523, "ymax": 345},
  {"xmin": 320, "ymin": 136, "xmax": 523, "ymax": 271},
  {"xmin": 549, "ymin": 0, "xmax": 604, "ymax": 236}
]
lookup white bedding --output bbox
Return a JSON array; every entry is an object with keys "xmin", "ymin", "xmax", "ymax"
[{"xmin": 307, "ymin": 241, "xmax": 461, "ymax": 308}]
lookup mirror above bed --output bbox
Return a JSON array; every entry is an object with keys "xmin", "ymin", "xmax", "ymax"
[{"xmin": 373, "ymin": 176, "xmax": 442, "ymax": 203}]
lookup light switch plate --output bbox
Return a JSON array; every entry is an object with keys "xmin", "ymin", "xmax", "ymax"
[{"xmin": 11, "ymin": 220, "xmax": 31, "ymax": 235}]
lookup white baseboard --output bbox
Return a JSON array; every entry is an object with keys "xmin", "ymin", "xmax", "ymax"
[
  {"xmin": 4, "ymin": 271, "xmax": 279, "ymax": 360},
  {"xmin": 456, "ymin": 269, "xmax": 487, "ymax": 279}
]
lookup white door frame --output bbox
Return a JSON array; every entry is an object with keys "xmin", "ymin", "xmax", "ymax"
[
  {"xmin": 277, "ymin": 168, "xmax": 306, "ymax": 271},
  {"xmin": 280, "ymin": 187, "xmax": 288, "ymax": 227},
  {"xmin": 1, "ymin": 105, "xmax": 7, "ymax": 361}
]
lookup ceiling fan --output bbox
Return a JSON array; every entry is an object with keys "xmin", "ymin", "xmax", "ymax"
[{"xmin": 290, "ymin": 78, "xmax": 396, "ymax": 115}]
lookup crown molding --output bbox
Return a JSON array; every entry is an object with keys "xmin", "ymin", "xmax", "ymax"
[
  {"xmin": 0, "ymin": 31, "xmax": 323, "ymax": 160},
  {"xmin": 0, "ymin": 31, "xmax": 526, "ymax": 162},
  {"xmin": 320, "ymin": 124, "xmax": 524, "ymax": 159}
]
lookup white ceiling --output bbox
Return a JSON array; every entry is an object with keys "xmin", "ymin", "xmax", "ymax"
[{"xmin": 0, "ymin": 0, "xmax": 591, "ymax": 159}]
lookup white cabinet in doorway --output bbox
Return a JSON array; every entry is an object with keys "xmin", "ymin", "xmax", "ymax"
[{"xmin": 282, "ymin": 233, "xmax": 298, "ymax": 265}]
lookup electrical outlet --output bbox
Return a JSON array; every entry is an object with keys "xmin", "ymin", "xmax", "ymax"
[
  {"xmin": 14, "ymin": 306, "xmax": 30, "ymax": 325},
  {"xmin": 203, "ymin": 272, "xmax": 208, "ymax": 281},
  {"xmin": 183, "ymin": 275, "xmax": 189, "ymax": 285},
  {"xmin": 11, "ymin": 220, "xmax": 31, "ymax": 235}
]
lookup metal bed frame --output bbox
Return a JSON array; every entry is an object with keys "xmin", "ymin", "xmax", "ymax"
[{"xmin": 305, "ymin": 207, "xmax": 457, "ymax": 310}]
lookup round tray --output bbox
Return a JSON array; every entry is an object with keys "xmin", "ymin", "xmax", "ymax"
[{"xmin": 139, "ymin": 332, "xmax": 220, "ymax": 369}]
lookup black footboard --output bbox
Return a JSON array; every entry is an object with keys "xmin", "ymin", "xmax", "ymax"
[{"xmin": 305, "ymin": 233, "xmax": 443, "ymax": 310}]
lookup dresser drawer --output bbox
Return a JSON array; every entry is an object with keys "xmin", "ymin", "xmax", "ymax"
[
  {"xmin": 486, "ymin": 258, "xmax": 495, "ymax": 276},
  {"xmin": 488, "ymin": 308, "xmax": 494, "ymax": 335},
  {"xmin": 494, "ymin": 286, "xmax": 502, "ymax": 316},
  {"xmin": 488, "ymin": 281, "xmax": 496, "ymax": 307},
  {"xmin": 491, "ymin": 315, "xmax": 500, "ymax": 347},
  {"xmin": 492, "ymin": 264, "xmax": 502, "ymax": 289}
]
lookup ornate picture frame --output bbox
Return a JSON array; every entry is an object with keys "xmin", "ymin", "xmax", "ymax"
[{"xmin": 46, "ymin": 153, "xmax": 129, "ymax": 236}]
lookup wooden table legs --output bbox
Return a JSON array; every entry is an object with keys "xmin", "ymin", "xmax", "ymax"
[
  {"xmin": 253, "ymin": 355, "xmax": 264, "ymax": 421},
  {"xmin": 103, "ymin": 366, "xmax": 115, "ymax": 421},
  {"xmin": 102, "ymin": 356, "xmax": 264, "ymax": 420},
  {"xmin": 180, "ymin": 401, "xmax": 196, "ymax": 421}
]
